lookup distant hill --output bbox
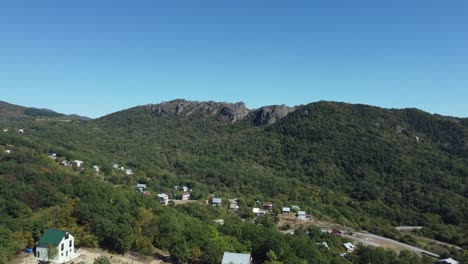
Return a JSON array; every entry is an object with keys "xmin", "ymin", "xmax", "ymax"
[{"xmin": 0, "ymin": 101, "xmax": 91, "ymax": 120}]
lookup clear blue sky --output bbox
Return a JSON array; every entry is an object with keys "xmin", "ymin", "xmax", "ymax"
[{"xmin": 1, "ymin": 1, "xmax": 467, "ymax": 118}]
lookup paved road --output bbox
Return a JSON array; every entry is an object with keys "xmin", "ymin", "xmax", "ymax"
[{"xmin": 341, "ymin": 231, "xmax": 440, "ymax": 258}]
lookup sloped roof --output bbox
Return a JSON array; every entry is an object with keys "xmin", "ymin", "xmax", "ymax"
[
  {"xmin": 38, "ymin": 229, "xmax": 68, "ymax": 247},
  {"xmin": 221, "ymin": 252, "xmax": 251, "ymax": 264}
]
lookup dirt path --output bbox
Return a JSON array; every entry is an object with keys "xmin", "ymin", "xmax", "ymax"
[{"xmin": 341, "ymin": 232, "xmax": 440, "ymax": 258}]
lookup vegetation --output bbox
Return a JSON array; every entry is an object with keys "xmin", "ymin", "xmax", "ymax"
[{"xmin": 0, "ymin": 100, "xmax": 466, "ymax": 263}]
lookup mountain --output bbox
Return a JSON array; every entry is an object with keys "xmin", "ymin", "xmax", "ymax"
[
  {"xmin": 0, "ymin": 99, "xmax": 467, "ymax": 263},
  {"xmin": 0, "ymin": 101, "xmax": 91, "ymax": 120}
]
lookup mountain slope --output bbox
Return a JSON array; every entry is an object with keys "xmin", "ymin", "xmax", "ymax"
[{"xmin": 0, "ymin": 101, "xmax": 90, "ymax": 120}]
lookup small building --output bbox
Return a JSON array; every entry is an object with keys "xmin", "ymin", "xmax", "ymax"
[
  {"xmin": 438, "ymin": 258, "xmax": 460, "ymax": 264},
  {"xmin": 137, "ymin": 183, "xmax": 147, "ymax": 192},
  {"xmin": 263, "ymin": 202, "xmax": 273, "ymax": 211},
  {"xmin": 158, "ymin": 193, "xmax": 169, "ymax": 205},
  {"xmin": 112, "ymin": 163, "xmax": 119, "ymax": 169},
  {"xmin": 316, "ymin": 242, "xmax": 329, "ymax": 249},
  {"xmin": 3, "ymin": 129, "xmax": 8, "ymax": 132},
  {"xmin": 213, "ymin": 219, "xmax": 225, "ymax": 225},
  {"xmin": 330, "ymin": 229, "xmax": 342, "ymax": 235},
  {"xmin": 182, "ymin": 186, "xmax": 188, "ymax": 192},
  {"xmin": 46, "ymin": 153, "xmax": 57, "ymax": 160},
  {"xmin": 93, "ymin": 165, "xmax": 100, "ymax": 172},
  {"xmin": 343, "ymin": 242, "xmax": 355, "ymax": 252},
  {"xmin": 252, "ymin": 208, "xmax": 260, "ymax": 215},
  {"xmin": 212, "ymin": 197, "xmax": 222, "ymax": 206},
  {"xmin": 181, "ymin": 192, "xmax": 190, "ymax": 201},
  {"xmin": 18, "ymin": 129, "xmax": 25, "ymax": 133},
  {"xmin": 3, "ymin": 150, "xmax": 11, "ymax": 154},
  {"xmin": 291, "ymin": 205, "xmax": 300, "ymax": 210},
  {"xmin": 297, "ymin": 211, "xmax": 306, "ymax": 220},
  {"xmin": 230, "ymin": 203, "xmax": 239, "ymax": 211},
  {"xmin": 73, "ymin": 160, "xmax": 84, "ymax": 168},
  {"xmin": 282, "ymin": 207, "xmax": 291, "ymax": 214},
  {"xmin": 125, "ymin": 169, "xmax": 133, "ymax": 175},
  {"xmin": 60, "ymin": 160, "xmax": 72, "ymax": 167},
  {"xmin": 36, "ymin": 229, "xmax": 74, "ymax": 263},
  {"xmin": 221, "ymin": 252, "xmax": 252, "ymax": 264}
]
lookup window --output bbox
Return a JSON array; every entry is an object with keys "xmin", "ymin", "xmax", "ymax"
[
  {"xmin": 37, "ymin": 252, "xmax": 40, "ymax": 258},
  {"xmin": 69, "ymin": 240, "xmax": 72, "ymax": 247},
  {"xmin": 61, "ymin": 243, "xmax": 64, "ymax": 251}
]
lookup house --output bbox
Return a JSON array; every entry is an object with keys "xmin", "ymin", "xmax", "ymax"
[
  {"xmin": 93, "ymin": 165, "xmax": 100, "ymax": 172},
  {"xmin": 36, "ymin": 229, "xmax": 75, "ymax": 263},
  {"xmin": 60, "ymin": 160, "xmax": 72, "ymax": 167},
  {"xmin": 438, "ymin": 258, "xmax": 460, "ymax": 264},
  {"xmin": 316, "ymin": 242, "xmax": 330, "ymax": 249},
  {"xmin": 18, "ymin": 129, "xmax": 25, "ymax": 133},
  {"xmin": 181, "ymin": 192, "xmax": 190, "ymax": 201},
  {"xmin": 125, "ymin": 169, "xmax": 133, "ymax": 175},
  {"xmin": 3, "ymin": 150, "xmax": 11, "ymax": 154},
  {"xmin": 297, "ymin": 211, "xmax": 306, "ymax": 220},
  {"xmin": 229, "ymin": 199, "xmax": 239, "ymax": 211},
  {"xmin": 252, "ymin": 208, "xmax": 260, "ymax": 215},
  {"xmin": 158, "ymin": 193, "xmax": 169, "ymax": 205},
  {"xmin": 213, "ymin": 219, "xmax": 225, "ymax": 225},
  {"xmin": 291, "ymin": 205, "xmax": 300, "ymax": 210},
  {"xmin": 72, "ymin": 160, "xmax": 84, "ymax": 168},
  {"xmin": 282, "ymin": 207, "xmax": 291, "ymax": 214},
  {"xmin": 343, "ymin": 242, "xmax": 355, "ymax": 252},
  {"xmin": 330, "ymin": 229, "xmax": 342, "ymax": 235},
  {"xmin": 3, "ymin": 129, "xmax": 8, "ymax": 132},
  {"xmin": 182, "ymin": 186, "xmax": 188, "ymax": 192},
  {"xmin": 221, "ymin": 252, "xmax": 252, "ymax": 264},
  {"xmin": 112, "ymin": 163, "xmax": 119, "ymax": 169},
  {"xmin": 46, "ymin": 153, "xmax": 57, "ymax": 160},
  {"xmin": 212, "ymin": 197, "xmax": 222, "ymax": 206},
  {"xmin": 174, "ymin": 186, "xmax": 180, "ymax": 191},
  {"xmin": 263, "ymin": 202, "xmax": 273, "ymax": 211},
  {"xmin": 137, "ymin": 183, "xmax": 147, "ymax": 192}
]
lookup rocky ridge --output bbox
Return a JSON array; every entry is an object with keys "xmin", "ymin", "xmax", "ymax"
[{"xmin": 143, "ymin": 99, "xmax": 296, "ymax": 125}]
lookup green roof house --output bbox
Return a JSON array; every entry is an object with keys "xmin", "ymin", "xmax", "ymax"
[{"xmin": 36, "ymin": 229, "xmax": 75, "ymax": 263}]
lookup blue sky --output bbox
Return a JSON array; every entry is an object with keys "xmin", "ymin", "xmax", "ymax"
[{"xmin": 1, "ymin": 1, "xmax": 467, "ymax": 118}]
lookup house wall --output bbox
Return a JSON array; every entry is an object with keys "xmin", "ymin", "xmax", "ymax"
[{"xmin": 57, "ymin": 234, "xmax": 75, "ymax": 262}]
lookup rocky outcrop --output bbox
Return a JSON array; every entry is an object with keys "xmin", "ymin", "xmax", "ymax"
[
  {"xmin": 249, "ymin": 105, "xmax": 296, "ymax": 125},
  {"xmin": 142, "ymin": 99, "xmax": 295, "ymax": 125}
]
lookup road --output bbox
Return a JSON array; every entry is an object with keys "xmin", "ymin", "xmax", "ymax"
[{"xmin": 341, "ymin": 231, "xmax": 440, "ymax": 258}]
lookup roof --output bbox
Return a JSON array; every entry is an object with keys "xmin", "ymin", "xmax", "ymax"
[
  {"xmin": 282, "ymin": 207, "xmax": 290, "ymax": 211},
  {"xmin": 298, "ymin": 210, "xmax": 306, "ymax": 215},
  {"xmin": 182, "ymin": 192, "xmax": 190, "ymax": 195},
  {"xmin": 252, "ymin": 208, "xmax": 260, "ymax": 213},
  {"xmin": 221, "ymin": 252, "xmax": 251, "ymax": 264},
  {"xmin": 343, "ymin": 242, "xmax": 355, "ymax": 250},
  {"xmin": 263, "ymin": 202, "xmax": 273, "ymax": 206},
  {"xmin": 439, "ymin": 258, "xmax": 459, "ymax": 264},
  {"xmin": 213, "ymin": 197, "xmax": 222, "ymax": 203},
  {"xmin": 38, "ymin": 229, "xmax": 68, "ymax": 247}
]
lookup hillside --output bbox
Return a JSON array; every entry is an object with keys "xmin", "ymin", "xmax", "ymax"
[
  {"xmin": 0, "ymin": 99, "xmax": 467, "ymax": 263},
  {"xmin": 0, "ymin": 101, "xmax": 90, "ymax": 120}
]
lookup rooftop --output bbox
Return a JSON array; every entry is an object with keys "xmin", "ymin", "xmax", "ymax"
[
  {"xmin": 38, "ymin": 229, "xmax": 69, "ymax": 247},
  {"xmin": 221, "ymin": 252, "xmax": 251, "ymax": 264}
]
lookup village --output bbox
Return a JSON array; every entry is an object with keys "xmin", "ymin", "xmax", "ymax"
[{"xmin": 2, "ymin": 128, "xmax": 461, "ymax": 264}]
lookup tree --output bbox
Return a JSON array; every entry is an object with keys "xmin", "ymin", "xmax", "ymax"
[{"xmin": 47, "ymin": 244, "xmax": 58, "ymax": 261}]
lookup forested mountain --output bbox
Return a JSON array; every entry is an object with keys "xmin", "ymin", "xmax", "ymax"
[{"xmin": 0, "ymin": 99, "xmax": 467, "ymax": 263}]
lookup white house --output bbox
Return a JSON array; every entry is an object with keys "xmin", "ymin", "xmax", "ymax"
[
  {"xmin": 212, "ymin": 197, "xmax": 222, "ymax": 206},
  {"xmin": 36, "ymin": 229, "xmax": 75, "ymax": 263},
  {"xmin": 46, "ymin": 153, "xmax": 57, "ymax": 160},
  {"xmin": 112, "ymin": 163, "xmax": 119, "ymax": 169},
  {"xmin": 137, "ymin": 183, "xmax": 147, "ymax": 192},
  {"xmin": 158, "ymin": 193, "xmax": 169, "ymax": 205},
  {"xmin": 182, "ymin": 186, "xmax": 188, "ymax": 192},
  {"xmin": 60, "ymin": 160, "xmax": 72, "ymax": 167},
  {"xmin": 93, "ymin": 165, "xmax": 100, "ymax": 172},
  {"xmin": 181, "ymin": 192, "xmax": 190, "ymax": 201},
  {"xmin": 252, "ymin": 208, "xmax": 260, "ymax": 215},
  {"xmin": 221, "ymin": 252, "xmax": 252, "ymax": 264},
  {"xmin": 3, "ymin": 150, "xmax": 11, "ymax": 154},
  {"xmin": 438, "ymin": 258, "xmax": 460, "ymax": 264},
  {"xmin": 73, "ymin": 160, "xmax": 84, "ymax": 168},
  {"xmin": 18, "ymin": 129, "xmax": 25, "ymax": 133},
  {"xmin": 343, "ymin": 242, "xmax": 355, "ymax": 252},
  {"xmin": 282, "ymin": 207, "xmax": 291, "ymax": 214},
  {"xmin": 297, "ymin": 211, "xmax": 306, "ymax": 220},
  {"xmin": 125, "ymin": 169, "xmax": 133, "ymax": 175}
]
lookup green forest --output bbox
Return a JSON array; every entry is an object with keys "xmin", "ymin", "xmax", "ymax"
[{"xmin": 0, "ymin": 100, "xmax": 466, "ymax": 263}]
